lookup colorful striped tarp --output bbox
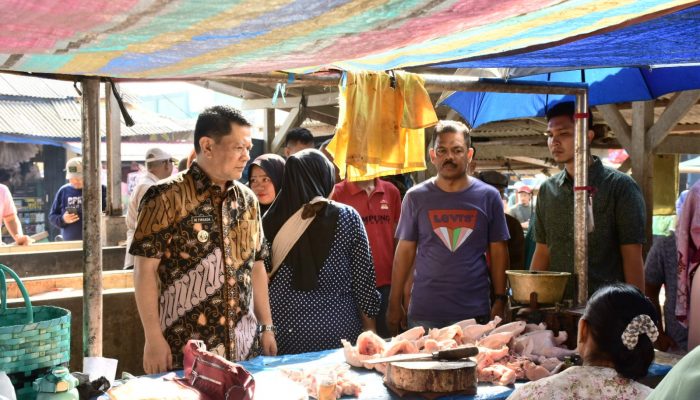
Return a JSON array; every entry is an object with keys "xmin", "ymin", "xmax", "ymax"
[{"xmin": 0, "ymin": 0, "xmax": 696, "ymax": 79}]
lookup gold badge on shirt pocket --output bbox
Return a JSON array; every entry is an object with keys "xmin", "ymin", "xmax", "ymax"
[{"xmin": 197, "ymin": 230, "xmax": 210, "ymax": 243}]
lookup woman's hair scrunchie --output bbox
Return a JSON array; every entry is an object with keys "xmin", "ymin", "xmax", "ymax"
[{"xmin": 621, "ymin": 314, "xmax": 659, "ymax": 350}]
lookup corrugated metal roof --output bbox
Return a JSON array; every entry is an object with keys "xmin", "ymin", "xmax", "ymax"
[
  {"xmin": 0, "ymin": 73, "xmax": 77, "ymax": 99},
  {"xmin": 0, "ymin": 96, "xmax": 192, "ymax": 140}
]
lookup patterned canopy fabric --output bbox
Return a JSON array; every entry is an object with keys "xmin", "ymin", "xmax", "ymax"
[{"xmin": 0, "ymin": 0, "xmax": 697, "ymax": 79}]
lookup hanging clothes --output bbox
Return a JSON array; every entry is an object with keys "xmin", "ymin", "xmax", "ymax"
[{"xmin": 327, "ymin": 70, "xmax": 437, "ymax": 181}]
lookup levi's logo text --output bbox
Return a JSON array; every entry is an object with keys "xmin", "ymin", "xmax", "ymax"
[{"xmin": 429, "ymin": 209, "xmax": 477, "ymax": 252}]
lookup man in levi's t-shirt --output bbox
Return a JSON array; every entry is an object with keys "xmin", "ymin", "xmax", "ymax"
[{"xmin": 387, "ymin": 120, "xmax": 510, "ymax": 334}]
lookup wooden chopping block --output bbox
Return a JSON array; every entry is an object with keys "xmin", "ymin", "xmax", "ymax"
[{"xmin": 384, "ymin": 360, "xmax": 477, "ymax": 395}]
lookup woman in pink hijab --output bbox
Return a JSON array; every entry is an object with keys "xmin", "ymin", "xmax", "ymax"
[{"xmin": 676, "ymin": 181, "xmax": 700, "ymax": 350}]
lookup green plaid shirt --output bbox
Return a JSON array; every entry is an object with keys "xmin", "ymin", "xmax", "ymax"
[{"xmin": 533, "ymin": 157, "xmax": 646, "ymax": 299}]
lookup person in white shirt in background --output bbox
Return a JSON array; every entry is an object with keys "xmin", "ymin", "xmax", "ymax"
[{"xmin": 124, "ymin": 148, "xmax": 176, "ymax": 269}]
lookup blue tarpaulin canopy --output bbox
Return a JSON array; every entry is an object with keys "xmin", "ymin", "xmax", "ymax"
[
  {"xmin": 435, "ymin": 4, "xmax": 700, "ymax": 70},
  {"xmin": 441, "ymin": 66, "xmax": 700, "ymax": 128}
]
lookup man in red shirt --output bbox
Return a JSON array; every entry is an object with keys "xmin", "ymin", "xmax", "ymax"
[{"xmin": 332, "ymin": 177, "xmax": 401, "ymax": 338}]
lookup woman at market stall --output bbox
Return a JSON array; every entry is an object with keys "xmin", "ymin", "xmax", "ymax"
[
  {"xmin": 262, "ymin": 149, "xmax": 380, "ymax": 355},
  {"xmin": 246, "ymin": 153, "xmax": 285, "ymax": 215},
  {"xmin": 508, "ymin": 283, "xmax": 659, "ymax": 400}
]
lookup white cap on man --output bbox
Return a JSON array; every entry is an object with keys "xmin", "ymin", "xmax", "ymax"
[
  {"xmin": 144, "ymin": 148, "xmax": 176, "ymax": 164},
  {"xmin": 65, "ymin": 157, "xmax": 83, "ymax": 179}
]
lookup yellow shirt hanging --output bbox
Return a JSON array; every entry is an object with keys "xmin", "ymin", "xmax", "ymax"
[{"xmin": 327, "ymin": 71, "xmax": 438, "ymax": 181}]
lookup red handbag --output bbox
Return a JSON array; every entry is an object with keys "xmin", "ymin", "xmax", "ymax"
[{"xmin": 179, "ymin": 340, "xmax": 256, "ymax": 400}]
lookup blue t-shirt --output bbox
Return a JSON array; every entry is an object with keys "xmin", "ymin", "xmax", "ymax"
[
  {"xmin": 49, "ymin": 183, "xmax": 106, "ymax": 241},
  {"xmin": 396, "ymin": 178, "xmax": 510, "ymax": 321}
]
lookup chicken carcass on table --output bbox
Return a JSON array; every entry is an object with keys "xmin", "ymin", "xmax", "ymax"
[
  {"xmin": 341, "ymin": 317, "xmax": 576, "ymax": 388},
  {"xmin": 461, "ymin": 316, "xmax": 502, "ymax": 343},
  {"xmin": 281, "ymin": 364, "xmax": 362, "ymax": 399},
  {"xmin": 512, "ymin": 330, "xmax": 576, "ymax": 359}
]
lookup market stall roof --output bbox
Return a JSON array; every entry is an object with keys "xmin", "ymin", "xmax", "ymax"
[
  {"xmin": 434, "ymin": 3, "xmax": 700, "ymax": 70},
  {"xmin": 0, "ymin": 73, "xmax": 193, "ymax": 145},
  {"xmin": 0, "ymin": 0, "xmax": 697, "ymax": 79}
]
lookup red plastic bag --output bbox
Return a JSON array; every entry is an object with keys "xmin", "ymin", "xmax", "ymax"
[{"xmin": 179, "ymin": 340, "xmax": 255, "ymax": 400}]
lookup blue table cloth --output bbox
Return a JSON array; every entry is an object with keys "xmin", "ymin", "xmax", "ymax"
[{"xmin": 239, "ymin": 348, "xmax": 673, "ymax": 400}]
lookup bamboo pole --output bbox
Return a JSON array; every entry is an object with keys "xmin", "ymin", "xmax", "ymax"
[
  {"xmin": 106, "ymin": 82, "xmax": 123, "ymax": 216},
  {"xmin": 217, "ymin": 72, "xmax": 588, "ymax": 95},
  {"xmin": 574, "ymin": 92, "xmax": 590, "ymax": 307},
  {"xmin": 82, "ymin": 78, "xmax": 103, "ymax": 357}
]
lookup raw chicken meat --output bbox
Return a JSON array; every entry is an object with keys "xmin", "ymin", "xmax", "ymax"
[
  {"xmin": 342, "ymin": 318, "xmax": 576, "ymax": 388},
  {"xmin": 535, "ymin": 356, "xmax": 565, "ymax": 372},
  {"xmin": 477, "ymin": 364, "xmax": 517, "ymax": 386},
  {"xmin": 523, "ymin": 361, "xmax": 551, "ymax": 381},
  {"xmin": 281, "ymin": 364, "xmax": 363, "ymax": 399},
  {"xmin": 461, "ymin": 316, "xmax": 501, "ymax": 343},
  {"xmin": 428, "ymin": 324, "xmax": 463, "ymax": 343},
  {"xmin": 490, "ymin": 321, "xmax": 526, "ymax": 336},
  {"xmin": 436, "ymin": 339, "xmax": 458, "ymax": 350},
  {"xmin": 513, "ymin": 330, "xmax": 575, "ymax": 359},
  {"xmin": 475, "ymin": 345, "xmax": 510, "ymax": 369},
  {"xmin": 394, "ymin": 326, "xmax": 425, "ymax": 342},
  {"xmin": 341, "ymin": 339, "xmax": 375, "ymax": 368},
  {"xmin": 477, "ymin": 331, "xmax": 515, "ymax": 349},
  {"xmin": 356, "ymin": 330, "xmax": 386, "ymax": 355},
  {"xmin": 382, "ymin": 339, "xmax": 419, "ymax": 357},
  {"xmin": 456, "ymin": 318, "xmax": 477, "ymax": 331},
  {"xmin": 421, "ymin": 338, "xmax": 439, "ymax": 353}
]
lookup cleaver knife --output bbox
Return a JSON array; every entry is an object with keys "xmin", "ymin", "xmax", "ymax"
[{"xmin": 364, "ymin": 346, "xmax": 479, "ymax": 364}]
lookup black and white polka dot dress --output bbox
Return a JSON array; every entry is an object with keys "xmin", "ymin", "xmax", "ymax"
[{"xmin": 265, "ymin": 205, "xmax": 381, "ymax": 355}]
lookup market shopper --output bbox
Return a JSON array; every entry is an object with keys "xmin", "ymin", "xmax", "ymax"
[
  {"xmin": 331, "ymin": 175, "xmax": 402, "ymax": 338},
  {"xmin": 123, "ymin": 148, "xmax": 176, "ymax": 269},
  {"xmin": 246, "ymin": 154, "xmax": 285, "ymax": 215},
  {"xmin": 508, "ymin": 184, "xmax": 534, "ymax": 230},
  {"xmin": 284, "ymin": 127, "xmax": 315, "ymax": 157},
  {"xmin": 263, "ymin": 149, "xmax": 380, "ymax": 354},
  {"xmin": 645, "ymin": 193, "xmax": 689, "ymax": 353},
  {"xmin": 131, "ymin": 106, "xmax": 276, "ymax": 373},
  {"xmin": 478, "ymin": 170, "xmax": 526, "ymax": 269},
  {"xmin": 387, "ymin": 121, "xmax": 510, "ymax": 334},
  {"xmin": 48, "ymin": 157, "xmax": 106, "ymax": 241},
  {"xmin": 531, "ymin": 101, "xmax": 646, "ymax": 298},
  {"xmin": 0, "ymin": 180, "xmax": 29, "ymax": 245},
  {"xmin": 676, "ymin": 180, "xmax": 700, "ymax": 351},
  {"xmin": 508, "ymin": 283, "xmax": 658, "ymax": 400}
]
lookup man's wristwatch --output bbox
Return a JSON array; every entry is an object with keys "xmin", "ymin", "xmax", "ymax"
[
  {"xmin": 258, "ymin": 324, "xmax": 276, "ymax": 334},
  {"xmin": 493, "ymin": 294, "xmax": 508, "ymax": 303}
]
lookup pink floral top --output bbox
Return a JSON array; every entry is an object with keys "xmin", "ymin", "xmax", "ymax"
[{"xmin": 507, "ymin": 366, "xmax": 651, "ymax": 400}]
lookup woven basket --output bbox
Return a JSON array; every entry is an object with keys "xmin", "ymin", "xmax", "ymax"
[{"xmin": 0, "ymin": 264, "xmax": 71, "ymax": 399}]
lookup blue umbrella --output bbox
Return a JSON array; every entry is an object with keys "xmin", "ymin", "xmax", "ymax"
[{"xmin": 441, "ymin": 66, "xmax": 700, "ymax": 128}]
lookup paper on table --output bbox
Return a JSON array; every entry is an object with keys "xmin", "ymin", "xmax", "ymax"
[{"xmin": 83, "ymin": 357, "xmax": 118, "ymax": 384}]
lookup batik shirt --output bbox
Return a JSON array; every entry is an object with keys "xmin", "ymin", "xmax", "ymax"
[
  {"xmin": 130, "ymin": 162, "xmax": 265, "ymax": 367},
  {"xmin": 507, "ymin": 366, "xmax": 652, "ymax": 400}
]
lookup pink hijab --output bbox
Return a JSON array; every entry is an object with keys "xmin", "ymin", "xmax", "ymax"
[{"xmin": 676, "ymin": 181, "xmax": 700, "ymax": 326}]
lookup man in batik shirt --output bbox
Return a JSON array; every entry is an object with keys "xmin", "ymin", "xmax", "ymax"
[{"xmin": 132, "ymin": 106, "xmax": 276, "ymax": 373}]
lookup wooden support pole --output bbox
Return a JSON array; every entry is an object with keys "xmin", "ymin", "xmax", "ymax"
[
  {"xmin": 630, "ymin": 101, "xmax": 655, "ymax": 255},
  {"xmin": 264, "ymin": 108, "xmax": 275, "ymax": 153},
  {"xmin": 105, "ymin": 82, "xmax": 122, "ymax": 216},
  {"xmin": 81, "ymin": 78, "xmax": 103, "ymax": 357},
  {"xmin": 574, "ymin": 92, "xmax": 589, "ymax": 306},
  {"xmin": 648, "ymin": 90, "xmax": 700, "ymax": 150},
  {"xmin": 219, "ymin": 72, "xmax": 588, "ymax": 95},
  {"xmin": 271, "ymin": 106, "xmax": 305, "ymax": 153},
  {"xmin": 597, "ymin": 104, "xmax": 631, "ymax": 150}
]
